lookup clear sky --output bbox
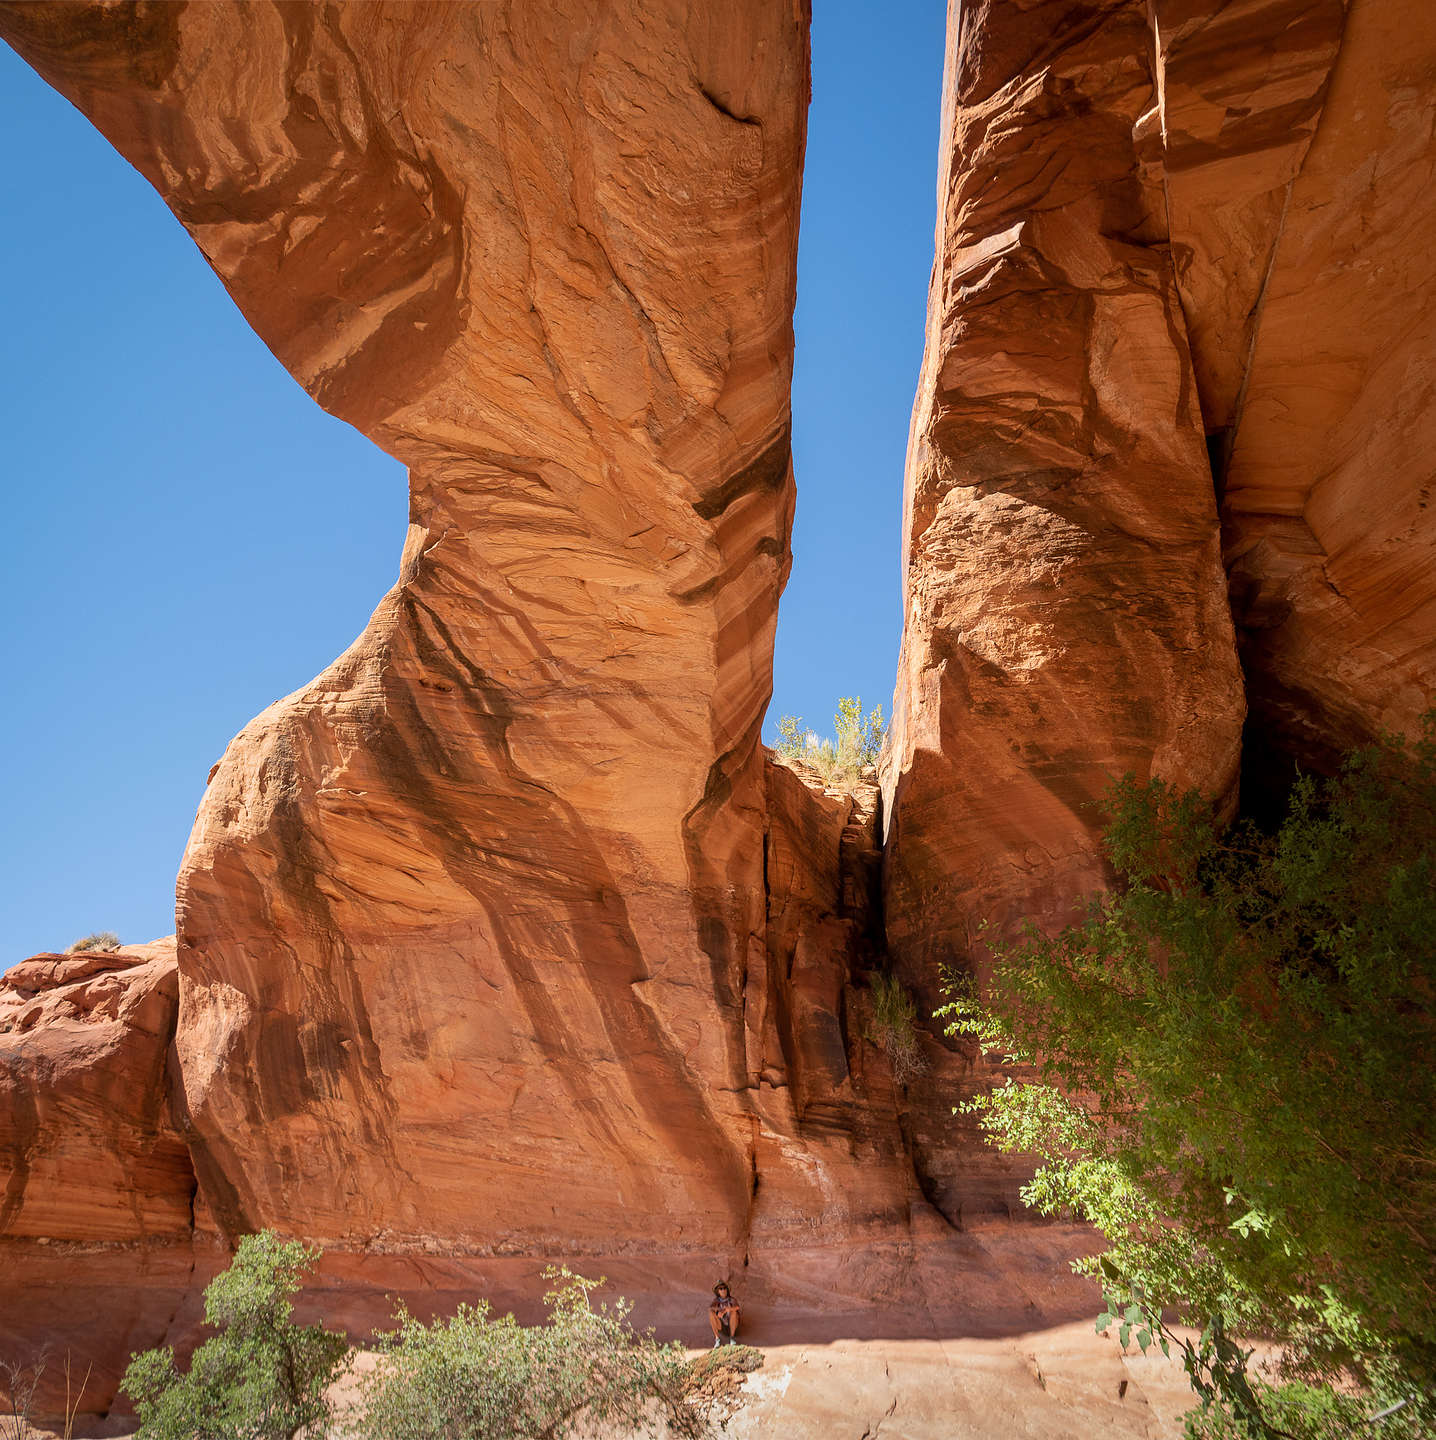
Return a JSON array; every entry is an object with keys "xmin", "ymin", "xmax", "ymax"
[{"xmin": 0, "ymin": 4, "xmax": 946, "ymax": 960}]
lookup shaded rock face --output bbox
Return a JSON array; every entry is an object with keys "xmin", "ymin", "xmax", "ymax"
[
  {"xmin": 1, "ymin": 0, "xmax": 810, "ymax": 1256},
  {"xmin": 1204, "ymin": 0, "xmax": 1436, "ymax": 780},
  {"xmin": 884, "ymin": 0, "xmax": 1436, "ymax": 1010},
  {"xmin": 753, "ymin": 759, "xmax": 914, "ymax": 1253}
]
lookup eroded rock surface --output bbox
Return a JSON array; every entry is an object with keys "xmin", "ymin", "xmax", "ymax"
[
  {"xmin": 0, "ymin": 938, "xmax": 191, "ymax": 1243},
  {"xmin": 1, "ymin": 0, "xmax": 811, "ymax": 1257},
  {"xmin": 0, "ymin": 939, "xmax": 200, "ymax": 1417},
  {"xmin": 884, "ymin": 0, "xmax": 1436, "ymax": 1033},
  {"xmin": 5, "ymin": 0, "xmax": 1435, "ymax": 1429},
  {"xmin": 1206, "ymin": 0, "xmax": 1436, "ymax": 778},
  {"xmin": 883, "ymin": 0, "xmax": 1247, "ymax": 1014}
]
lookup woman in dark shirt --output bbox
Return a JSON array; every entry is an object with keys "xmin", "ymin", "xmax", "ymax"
[{"xmin": 708, "ymin": 1281, "xmax": 741, "ymax": 1347}]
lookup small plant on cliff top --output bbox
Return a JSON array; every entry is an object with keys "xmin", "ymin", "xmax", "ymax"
[
  {"xmin": 353, "ymin": 1267, "xmax": 704, "ymax": 1440},
  {"xmin": 775, "ymin": 697, "xmax": 884, "ymax": 789},
  {"xmin": 941, "ymin": 717, "xmax": 1436, "ymax": 1438},
  {"xmin": 66, "ymin": 931, "xmax": 119, "ymax": 954},
  {"xmin": 866, "ymin": 971, "xmax": 927, "ymax": 1085},
  {"xmin": 124, "ymin": 1231, "xmax": 349, "ymax": 1440}
]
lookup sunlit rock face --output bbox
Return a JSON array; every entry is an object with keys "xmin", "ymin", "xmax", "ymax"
[
  {"xmin": 0, "ymin": 938, "xmax": 191, "ymax": 1242},
  {"xmin": 885, "ymin": 0, "xmax": 1436, "ymax": 986},
  {"xmin": 1190, "ymin": 0, "xmax": 1436, "ymax": 774},
  {"xmin": 0, "ymin": 939, "xmax": 202, "ymax": 1410},
  {"xmin": 4, "ymin": 0, "xmax": 1435, "ymax": 1425},
  {"xmin": 883, "ymin": 0, "xmax": 1248, "ymax": 1017},
  {"xmin": 0, "ymin": 0, "xmax": 809, "ymax": 1254},
  {"xmin": 882, "ymin": 0, "xmax": 1436, "ymax": 1221}
]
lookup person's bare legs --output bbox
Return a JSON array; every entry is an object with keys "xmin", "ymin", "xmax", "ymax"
[
  {"xmin": 728, "ymin": 1308, "xmax": 740, "ymax": 1342},
  {"xmin": 709, "ymin": 1310, "xmax": 721, "ymax": 1342}
]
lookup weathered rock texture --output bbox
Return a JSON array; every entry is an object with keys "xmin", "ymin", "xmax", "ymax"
[
  {"xmin": 882, "ymin": 0, "xmax": 1248, "ymax": 1227},
  {"xmin": 0, "ymin": 939, "xmax": 190, "ymax": 1242},
  {"xmin": 883, "ymin": 0, "xmax": 1436, "ymax": 1212},
  {"xmin": 5, "ymin": 0, "xmax": 1436, "ymax": 1426},
  {"xmin": 0, "ymin": 939, "xmax": 203, "ymax": 1415},
  {"xmin": 1205, "ymin": 0, "xmax": 1436, "ymax": 777},
  {"xmin": 1, "ymin": 0, "xmax": 812, "ymax": 1260}
]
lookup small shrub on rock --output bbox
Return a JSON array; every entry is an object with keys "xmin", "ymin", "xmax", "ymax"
[
  {"xmin": 353, "ymin": 1267, "xmax": 703, "ymax": 1440},
  {"xmin": 866, "ymin": 972, "xmax": 928, "ymax": 1085},
  {"xmin": 66, "ymin": 931, "xmax": 120, "ymax": 954},
  {"xmin": 775, "ymin": 697, "xmax": 884, "ymax": 791}
]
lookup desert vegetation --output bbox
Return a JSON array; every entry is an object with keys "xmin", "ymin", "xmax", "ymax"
[
  {"xmin": 865, "ymin": 971, "xmax": 928, "ymax": 1085},
  {"xmin": 1, "ymin": 1353, "xmax": 88, "ymax": 1440},
  {"xmin": 64, "ymin": 931, "xmax": 119, "ymax": 954},
  {"xmin": 774, "ymin": 697, "xmax": 885, "ymax": 790},
  {"xmin": 124, "ymin": 1232, "xmax": 347, "ymax": 1440},
  {"xmin": 118, "ymin": 1235, "xmax": 754, "ymax": 1440},
  {"xmin": 354, "ymin": 1268, "xmax": 705, "ymax": 1440},
  {"xmin": 944, "ymin": 720, "xmax": 1436, "ymax": 1438}
]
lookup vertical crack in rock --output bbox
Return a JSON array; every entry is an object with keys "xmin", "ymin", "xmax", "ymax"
[{"xmin": 881, "ymin": 0, "xmax": 1246, "ymax": 1219}]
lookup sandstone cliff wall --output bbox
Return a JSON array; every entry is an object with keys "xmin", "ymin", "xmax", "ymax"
[
  {"xmin": 883, "ymin": 0, "xmax": 1436, "ymax": 1080},
  {"xmin": 3, "ymin": 0, "xmax": 1435, "ymax": 1425},
  {"xmin": 2, "ymin": 0, "xmax": 813, "ymax": 1258}
]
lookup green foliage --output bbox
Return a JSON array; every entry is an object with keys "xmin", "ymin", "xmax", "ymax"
[
  {"xmin": 123, "ymin": 1232, "xmax": 349, "ymax": 1440},
  {"xmin": 775, "ymin": 697, "xmax": 885, "ymax": 789},
  {"xmin": 941, "ymin": 718, "xmax": 1436, "ymax": 1439},
  {"xmin": 865, "ymin": 971, "xmax": 928, "ymax": 1085},
  {"xmin": 353, "ymin": 1267, "xmax": 704, "ymax": 1440},
  {"xmin": 685, "ymin": 1344, "xmax": 764, "ymax": 1382},
  {"xmin": 66, "ymin": 931, "xmax": 120, "ymax": 953}
]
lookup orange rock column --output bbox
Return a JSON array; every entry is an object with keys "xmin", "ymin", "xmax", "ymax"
[{"xmin": 882, "ymin": 0, "xmax": 1245, "ymax": 1217}]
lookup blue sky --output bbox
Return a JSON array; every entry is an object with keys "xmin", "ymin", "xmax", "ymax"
[{"xmin": 0, "ymin": 5, "xmax": 945, "ymax": 958}]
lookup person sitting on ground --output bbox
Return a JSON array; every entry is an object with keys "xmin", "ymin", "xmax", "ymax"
[{"xmin": 708, "ymin": 1280, "xmax": 741, "ymax": 1348}]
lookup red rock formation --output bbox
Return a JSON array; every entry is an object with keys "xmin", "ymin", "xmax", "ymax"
[
  {"xmin": 0, "ymin": 939, "xmax": 200, "ymax": 1415},
  {"xmin": 751, "ymin": 758, "xmax": 913, "ymax": 1253},
  {"xmin": 883, "ymin": 0, "xmax": 1436, "ymax": 1219},
  {"xmin": 5, "ymin": 0, "xmax": 1435, "ymax": 1425},
  {"xmin": 0, "ymin": 0, "xmax": 810, "ymax": 1260},
  {"xmin": 883, "ymin": 0, "xmax": 1247, "ymax": 993},
  {"xmin": 0, "ymin": 939, "xmax": 190, "ymax": 1242},
  {"xmin": 1194, "ymin": 0, "xmax": 1436, "ymax": 772}
]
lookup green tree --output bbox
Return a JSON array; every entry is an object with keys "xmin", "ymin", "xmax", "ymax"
[
  {"xmin": 123, "ymin": 1231, "xmax": 349, "ymax": 1440},
  {"xmin": 353, "ymin": 1268, "xmax": 703, "ymax": 1440},
  {"xmin": 775, "ymin": 697, "xmax": 884, "ymax": 787},
  {"xmin": 943, "ymin": 720, "xmax": 1436, "ymax": 1438}
]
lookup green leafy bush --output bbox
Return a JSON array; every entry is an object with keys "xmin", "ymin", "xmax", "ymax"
[
  {"xmin": 123, "ymin": 1232, "xmax": 349, "ymax": 1440},
  {"xmin": 942, "ymin": 719, "xmax": 1436, "ymax": 1439},
  {"xmin": 775, "ymin": 697, "xmax": 884, "ymax": 789},
  {"xmin": 866, "ymin": 971, "xmax": 927, "ymax": 1085},
  {"xmin": 66, "ymin": 931, "xmax": 120, "ymax": 954},
  {"xmin": 353, "ymin": 1267, "xmax": 703, "ymax": 1440}
]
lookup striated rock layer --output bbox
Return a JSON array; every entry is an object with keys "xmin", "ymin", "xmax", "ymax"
[
  {"xmin": 6, "ymin": 0, "xmax": 1436, "ymax": 1425},
  {"xmin": 1201, "ymin": 0, "xmax": 1436, "ymax": 778},
  {"xmin": 1, "ymin": 0, "xmax": 812, "ymax": 1258},
  {"xmin": 882, "ymin": 0, "xmax": 1248, "ymax": 1226},
  {"xmin": 0, "ymin": 940, "xmax": 204, "ymax": 1413},
  {"xmin": 882, "ymin": 0, "xmax": 1436, "ymax": 1222}
]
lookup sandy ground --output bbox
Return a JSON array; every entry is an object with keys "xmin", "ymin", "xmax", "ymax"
[
  {"xmin": 710, "ymin": 1326, "xmax": 1197, "ymax": 1439},
  {"xmin": 313, "ymin": 1321, "xmax": 1196, "ymax": 1440},
  {"xmin": 24, "ymin": 1319, "xmax": 1198, "ymax": 1439}
]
